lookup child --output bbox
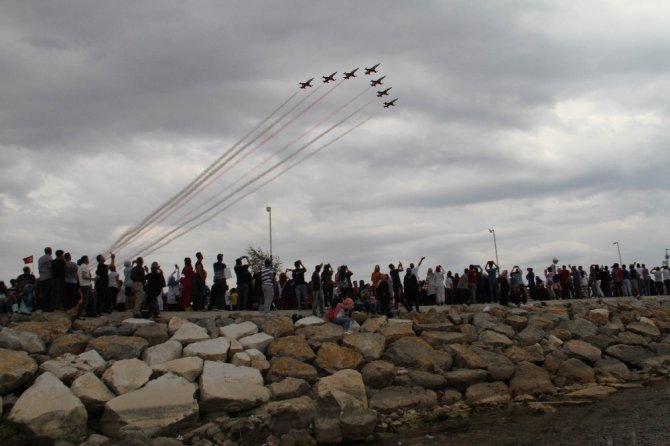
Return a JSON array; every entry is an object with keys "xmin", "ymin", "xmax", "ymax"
[{"xmin": 228, "ymin": 287, "xmax": 238, "ymax": 311}]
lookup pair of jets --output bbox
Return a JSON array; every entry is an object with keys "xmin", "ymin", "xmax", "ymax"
[{"xmin": 299, "ymin": 63, "xmax": 397, "ymax": 108}]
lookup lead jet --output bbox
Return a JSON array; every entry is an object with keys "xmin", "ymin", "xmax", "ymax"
[
  {"xmin": 383, "ymin": 98, "xmax": 398, "ymax": 108},
  {"xmin": 364, "ymin": 63, "xmax": 380, "ymax": 75},
  {"xmin": 299, "ymin": 78, "xmax": 313, "ymax": 89},
  {"xmin": 376, "ymin": 87, "xmax": 392, "ymax": 97},
  {"xmin": 370, "ymin": 76, "xmax": 386, "ymax": 87},
  {"xmin": 343, "ymin": 68, "xmax": 358, "ymax": 79},
  {"xmin": 322, "ymin": 72, "xmax": 337, "ymax": 83}
]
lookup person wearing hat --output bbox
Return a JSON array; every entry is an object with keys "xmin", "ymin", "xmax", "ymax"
[{"xmin": 328, "ymin": 297, "xmax": 354, "ymax": 334}]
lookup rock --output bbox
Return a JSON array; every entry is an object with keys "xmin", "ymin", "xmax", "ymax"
[
  {"xmin": 503, "ymin": 345, "xmax": 544, "ymax": 364},
  {"xmin": 444, "ymin": 369, "xmax": 488, "ymax": 391},
  {"xmin": 267, "ymin": 335, "xmax": 316, "ymax": 362},
  {"xmin": 167, "ymin": 316, "xmax": 186, "ymax": 336},
  {"xmin": 0, "ymin": 327, "xmax": 46, "ymax": 353},
  {"xmin": 605, "ymin": 344, "xmax": 655, "ymax": 368},
  {"xmin": 87, "ymin": 336, "xmax": 149, "ymax": 360},
  {"xmin": 341, "ymin": 332, "xmax": 386, "ymax": 361},
  {"xmin": 0, "ymin": 348, "xmax": 38, "ymax": 394},
  {"xmin": 267, "ymin": 356, "xmax": 318, "ymax": 383},
  {"xmin": 340, "ymin": 407, "xmax": 378, "ymax": 441},
  {"xmin": 260, "ymin": 317, "xmax": 295, "ymax": 338},
  {"xmin": 183, "ymin": 337, "xmax": 231, "ymax": 361},
  {"xmin": 40, "ymin": 353, "xmax": 92, "ymax": 384},
  {"xmin": 626, "ymin": 321, "xmax": 661, "ymax": 340},
  {"xmin": 295, "ymin": 323, "xmax": 344, "ymax": 349},
  {"xmin": 478, "ymin": 330, "xmax": 513, "ymax": 348},
  {"xmin": 170, "ymin": 322, "xmax": 210, "ymax": 345},
  {"xmin": 220, "ymin": 321, "xmax": 259, "ymax": 340},
  {"xmin": 544, "ymin": 350, "xmax": 569, "ymax": 374},
  {"xmin": 239, "ymin": 332, "xmax": 275, "ymax": 353},
  {"xmin": 383, "ymin": 336, "xmax": 451, "ymax": 371},
  {"xmin": 563, "ymin": 339, "xmax": 602, "ymax": 364},
  {"xmin": 262, "ymin": 395, "xmax": 317, "ymax": 434},
  {"xmin": 232, "ymin": 351, "xmax": 251, "ymax": 367},
  {"xmin": 313, "ymin": 369, "xmax": 368, "ymax": 408},
  {"xmin": 101, "ymin": 373, "xmax": 199, "ymax": 438},
  {"xmin": 380, "ymin": 320, "xmax": 415, "ymax": 344},
  {"xmin": 420, "ymin": 331, "xmax": 466, "ymax": 349},
  {"xmin": 152, "ymin": 357, "xmax": 204, "ymax": 382},
  {"xmin": 9, "ymin": 372, "xmax": 87, "ymax": 441},
  {"xmin": 509, "ymin": 363, "xmax": 556, "ymax": 396},
  {"xmin": 615, "ymin": 331, "xmax": 648, "ymax": 346},
  {"xmin": 121, "ymin": 317, "xmax": 156, "ymax": 327},
  {"xmin": 12, "ymin": 319, "xmax": 72, "ymax": 343},
  {"xmin": 142, "ymin": 340, "xmax": 183, "ymax": 366},
  {"xmin": 199, "ymin": 361, "xmax": 271, "ymax": 414},
  {"xmin": 227, "ymin": 337, "xmax": 244, "ymax": 360},
  {"xmin": 270, "ymin": 377, "xmax": 311, "ymax": 400},
  {"xmin": 71, "ymin": 372, "xmax": 116, "ymax": 415},
  {"xmin": 459, "ymin": 324, "xmax": 478, "ymax": 343},
  {"xmin": 566, "ymin": 385, "xmax": 617, "ymax": 400},
  {"xmin": 369, "ymin": 386, "xmax": 437, "ymax": 413},
  {"xmin": 102, "ymin": 359, "xmax": 153, "ymax": 395},
  {"xmin": 588, "ymin": 309, "xmax": 610, "ymax": 325},
  {"xmin": 406, "ymin": 370, "xmax": 448, "ymax": 389},
  {"xmin": 294, "ymin": 315, "xmax": 326, "ymax": 328},
  {"xmin": 558, "ymin": 318, "xmax": 597, "ymax": 339},
  {"xmin": 314, "ymin": 415, "xmax": 342, "ymax": 444},
  {"xmin": 94, "ymin": 324, "xmax": 135, "ymax": 337},
  {"xmin": 465, "ymin": 381, "xmax": 511, "ymax": 407},
  {"xmin": 361, "ymin": 360, "xmax": 395, "ymax": 388},
  {"xmin": 449, "ymin": 344, "xmax": 514, "ymax": 380},
  {"xmin": 516, "ymin": 326, "xmax": 546, "ymax": 347},
  {"xmin": 48, "ymin": 333, "xmax": 90, "ymax": 357},
  {"xmin": 72, "ymin": 317, "xmax": 109, "ymax": 334},
  {"xmin": 360, "ymin": 316, "xmax": 387, "ymax": 333},
  {"xmin": 556, "ymin": 358, "xmax": 595, "ymax": 385},
  {"xmin": 594, "ymin": 357, "xmax": 631, "ymax": 381},
  {"xmin": 505, "ymin": 315, "xmax": 528, "ymax": 331},
  {"xmin": 315, "ymin": 343, "xmax": 364, "ymax": 373},
  {"xmin": 134, "ymin": 324, "xmax": 169, "ymax": 346},
  {"xmin": 79, "ymin": 349, "xmax": 107, "ymax": 375}
]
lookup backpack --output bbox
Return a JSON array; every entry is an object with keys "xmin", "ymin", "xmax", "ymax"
[{"xmin": 326, "ymin": 307, "xmax": 337, "ymax": 321}]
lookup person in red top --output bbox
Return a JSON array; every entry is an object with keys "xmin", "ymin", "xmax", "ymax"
[{"xmin": 180, "ymin": 257, "xmax": 194, "ymax": 310}]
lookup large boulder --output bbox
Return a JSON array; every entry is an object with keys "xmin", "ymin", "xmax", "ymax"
[
  {"xmin": 342, "ymin": 332, "xmax": 386, "ymax": 361},
  {"xmin": 220, "ymin": 321, "xmax": 259, "ymax": 340},
  {"xmin": 587, "ymin": 308, "xmax": 610, "ymax": 325},
  {"xmin": 260, "ymin": 317, "xmax": 295, "ymax": 338},
  {"xmin": 39, "ymin": 353, "xmax": 94, "ymax": 384},
  {"xmin": 420, "ymin": 331, "xmax": 467, "ymax": 349},
  {"xmin": 134, "ymin": 323, "xmax": 169, "ymax": 346},
  {"xmin": 361, "ymin": 360, "xmax": 395, "ymax": 389},
  {"xmin": 556, "ymin": 358, "xmax": 595, "ymax": 385},
  {"xmin": 369, "ymin": 386, "xmax": 437, "ymax": 413},
  {"xmin": 183, "ymin": 337, "xmax": 231, "ymax": 361},
  {"xmin": 0, "ymin": 348, "xmax": 38, "ymax": 394},
  {"xmin": 626, "ymin": 321, "xmax": 661, "ymax": 340},
  {"xmin": 316, "ymin": 343, "xmax": 364, "ymax": 373},
  {"xmin": 594, "ymin": 357, "xmax": 631, "ymax": 382},
  {"xmin": 9, "ymin": 372, "xmax": 87, "ymax": 441},
  {"xmin": 294, "ymin": 315, "xmax": 326, "ymax": 328},
  {"xmin": 267, "ymin": 356, "xmax": 319, "ymax": 383},
  {"xmin": 87, "ymin": 335, "xmax": 149, "ymax": 360},
  {"xmin": 0, "ymin": 327, "xmax": 46, "ymax": 353},
  {"xmin": 295, "ymin": 323, "xmax": 344, "ymax": 349},
  {"xmin": 465, "ymin": 381, "xmax": 511, "ymax": 407},
  {"xmin": 101, "ymin": 373, "xmax": 199, "ymax": 438},
  {"xmin": 503, "ymin": 345, "xmax": 544, "ymax": 364},
  {"xmin": 199, "ymin": 361, "xmax": 271, "ymax": 414},
  {"xmin": 269, "ymin": 377, "xmax": 311, "ymax": 401},
  {"xmin": 142, "ymin": 340, "xmax": 183, "ymax": 366},
  {"xmin": 444, "ymin": 369, "xmax": 488, "ymax": 391},
  {"xmin": 558, "ymin": 318, "xmax": 597, "ymax": 339},
  {"xmin": 605, "ymin": 344, "xmax": 655, "ymax": 368},
  {"xmin": 238, "ymin": 332, "xmax": 275, "ymax": 353},
  {"xmin": 71, "ymin": 372, "xmax": 116, "ymax": 415},
  {"xmin": 405, "ymin": 370, "xmax": 448, "ymax": 389},
  {"xmin": 383, "ymin": 336, "xmax": 451, "ymax": 372},
  {"xmin": 313, "ymin": 369, "xmax": 368, "ymax": 408},
  {"xmin": 379, "ymin": 320, "xmax": 415, "ymax": 344},
  {"xmin": 48, "ymin": 333, "xmax": 90, "ymax": 357},
  {"xmin": 449, "ymin": 344, "xmax": 514, "ymax": 380},
  {"xmin": 78, "ymin": 349, "xmax": 107, "ymax": 375},
  {"xmin": 170, "ymin": 322, "xmax": 210, "ymax": 345},
  {"xmin": 509, "ymin": 363, "xmax": 556, "ymax": 396},
  {"xmin": 152, "ymin": 356, "xmax": 204, "ymax": 383},
  {"xmin": 261, "ymin": 395, "xmax": 317, "ymax": 434},
  {"xmin": 102, "ymin": 359, "xmax": 153, "ymax": 395},
  {"xmin": 478, "ymin": 330, "xmax": 513, "ymax": 348},
  {"xmin": 267, "ymin": 335, "xmax": 316, "ymax": 362},
  {"xmin": 360, "ymin": 316, "xmax": 387, "ymax": 333},
  {"xmin": 340, "ymin": 407, "xmax": 378, "ymax": 441},
  {"xmin": 12, "ymin": 319, "xmax": 71, "ymax": 343},
  {"xmin": 563, "ymin": 339, "xmax": 602, "ymax": 364},
  {"xmin": 516, "ymin": 326, "xmax": 546, "ymax": 346}
]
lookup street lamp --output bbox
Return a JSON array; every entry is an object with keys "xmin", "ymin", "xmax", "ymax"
[
  {"xmin": 488, "ymin": 228, "xmax": 499, "ymax": 267},
  {"xmin": 266, "ymin": 206, "xmax": 273, "ymax": 261},
  {"xmin": 613, "ymin": 241, "xmax": 622, "ymax": 265}
]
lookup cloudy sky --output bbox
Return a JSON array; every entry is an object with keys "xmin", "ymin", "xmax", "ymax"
[{"xmin": 2, "ymin": 0, "xmax": 669, "ymax": 284}]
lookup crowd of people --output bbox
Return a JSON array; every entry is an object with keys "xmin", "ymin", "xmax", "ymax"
[{"xmin": 2, "ymin": 247, "xmax": 670, "ymax": 322}]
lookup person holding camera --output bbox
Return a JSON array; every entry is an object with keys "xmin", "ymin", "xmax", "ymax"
[{"xmin": 288, "ymin": 260, "xmax": 308, "ymax": 309}]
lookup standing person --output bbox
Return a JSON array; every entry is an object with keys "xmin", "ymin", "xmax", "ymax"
[
  {"xmin": 434, "ymin": 266, "xmax": 446, "ymax": 305},
  {"xmin": 335, "ymin": 265, "xmax": 353, "ymax": 300},
  {"xmin": 145, "ymin": 262, "xmax": 166, "ymax": 318},
  {"xmin": 131, "ymin": 257, "xmax": 146, "ymax": 318},
  {"xmin": 388, "ymin": 262, "xmax": 404, "ymax": 308},
  {"xmin": 663, "ymin": 266, "xmax": 670, "ymax": 296},
  {"xmin": 590, "ymin": 265, "xmax": 604, "ymax": 298},
  {"xmin": 108, "ymin": 265, "xmax": 121, "ymax": 313},
  {"xmin": 544, "ymin": 267, "xmax": 556, "ymax": 300},
  {"xmin": 94, "ymin": 254, "xmax": 114, "ymax": 315},
  {"xmin": 234, "ymin": 256, "xmax": 252, "ymax": 310},
  {"xmin": 50, "ymin": 250, "xmax": 66, "ymax": 311},
  {"xmin": 122, "ymin": 260, "xmax": 134, "ymax": 310},
  {"xmin": 370, "ymin": 265, "xmax": 383, "ymax": 290},
  {"xmin": 260, "ymin": 258, "xmax": 275, "ymax": 313},
  {"xmin": 37, "ymin": 247, "xmax": 53, "ymax": 311},
  {"xmin": 445, "ymin": 270, "xmax": 455, "ymax": 304},
  {"xmin": 425, "ymin": 268, "xmax": 436, "ymax": 305},
  {"xmin": 498, "ymin": 270, "xmax": 511, "ymax": 306},
  {"xmin": 289, "ymin": 260, "xmax": 308, "ymax": 310},
  {"xmin": 526, "ymin": 268, "xmax": 536, "ymax": 300},
  {"xmin": 457, "ymin": 269, "xmax": 469, "ymax": 304},
  {"xmin": 76, "ymin": 256, "xmax": 93, "ymax": 318},
  {"xmin": 652, "ymin": 267, "xmax": 664, "ymax": 295},
  {"xmin": 211, "ymin": 254, "xmax": 228, "ymax": 310},
  {"xmin": 64, "ymin": 253, "xmax": 79, "ymax": 310},
  {"xmin": 321, "ymin": 264, "xmax": 334, "ymax": 307},
  {"xmin": 180, "ymin": 258, "xmax": 194, "ymax": 310},
  {"xmin": 192, "ymin": 252, "xmax": 207, "ymax": 311},
  {"xmin": 166, "ymin": 265, "xmax": 181, "ymax": 311},
  {"xmin": 403, "ymin": 267, "xmax": 420, "ymax": 312},
  {"xmin": 485, "ymin": 261, "xmax": 499, "ymax": 303},
  {"xmin": 311, "ymin": 263, "xmax": 325, "ymax": 316},
  {"xmin": 467, "ymin": 265, "xmax": 479, "ymax": 304}
]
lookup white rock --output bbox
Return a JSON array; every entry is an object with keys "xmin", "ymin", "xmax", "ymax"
[
  {"xmin": 387, "ymin": 318, "xmax": 413, "ymax": 326},
  {"xmin": 9, "ymin": 371, "xmax": 87, "ymax": 441},
  {"xmin": 170, "ymin": 322, "xmax": 210, "ymax": 345},
  {"xmin": 102, "ymin": 359, "xmax": 152, "ymax": 395},
  {"xmin": 238, "ymin": 332, "xmax": 274, "ymax": 353},
  {"xmin": 101, "ymin": 373, "xmax": 198, "ymax": 438},
  {"xmin": 152, "ymin": 357, "xmax": 204, "ymax": 382},
  {"xmin": 121, "ymin": 318, "xmax": 156, "ymax": 327},
  {"xmin": 0, "ymin": 327, "xmax": 46, "ymax": 354},
  {"xmin": 183, "ymin": 337, "xmax": 230, "ymax": 361},
  {"xmin": 294, "ymin": 315, "xmax": 326, "ymax": 327},
  {"xmin": 199, "ymin": 361, "xmax": 271, "ymax": 414},
  {"xmin": 142, "ymin": 340, "xmax": 183, "ymax": 366},
  {"xmin": 246, "ymin": 348, "xmax": 267, "ymax": 361},
  {"xmin": 71, "ymin": 372, "xmax": 116, "ymax": 414},
  {"xmin": 228, "ymin": 337, "xmax": 244, "ymax": 361},
  {"xmin": 78, "ymin": 349, "xmax": 107, "ymax": 375},
  {"xmin": 168, "ymin": 316, "xmax": 186, "ymax": 336},
  {"xmin": 232, "ymin": 351, "xmax": 251, "ymax": 367},
  {"xmin": 639, "ymin": 316, "xmax": 657, "ymax": 327},
  {"xmin": 219, "ymin": 321, "xmax": 259, "ymax": 340},
  {"xmin": 39, "ymin": 353, "xmax": 94, "ymax": 384}
]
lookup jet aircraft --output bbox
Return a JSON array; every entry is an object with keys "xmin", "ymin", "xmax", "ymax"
[
  {"xmin": 343, "ymin": 68, "xmax": 358, "ymax": 79},
  {"xmin": 370, "ymin": 76, "xmax": 386, "ymax": 87},
  {"xmin": 298, "ymin": 78, "xmax": 313, "ymax": 89},
  {"xmin": 364, "ymin": 63, "xmax": 380, "ymax": 75},
  {"xmin": 383, "ymin": 98, "xmax": 398, "ymax": 108},
  {"xmin": 322, "ymin": 72, "xmax": 337, "ymax": 83},
  {"xmin": 376, "ymin": 87, "xmax": 392, "ymax": 97}
]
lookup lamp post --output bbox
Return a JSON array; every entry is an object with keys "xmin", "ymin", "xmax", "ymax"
[
  {"xmin": 613, "ymin": 241, "xmax": 622, "ymax": 266},
  {"xmin": 266, "ymin": 206, "xmax": 273, "ymax": 261},
  {"xmin": 488, "ymin": 228, "xmax": 499, "ymax": 267}
]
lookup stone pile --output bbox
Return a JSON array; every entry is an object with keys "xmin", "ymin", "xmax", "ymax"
[{"xmin": 1, "ymin": 297, "xmax": 670, "ymax": 445}]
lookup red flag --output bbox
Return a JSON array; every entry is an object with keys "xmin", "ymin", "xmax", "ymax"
[{"xmin": 23, "ymin": 255, "xmax": 33, "ymax": 264}]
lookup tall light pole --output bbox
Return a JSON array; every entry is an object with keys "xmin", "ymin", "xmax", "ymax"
[
  {"xmin": 266, "ymin": 206, "xmax": 273, "ymax": 261},
  {"xmin": 613, "ymin": 241, "xmax": 622, "ymax": 265},
  {"xmin": 488, "ymin": 228, "xmax": 499, "ymax": 267}
]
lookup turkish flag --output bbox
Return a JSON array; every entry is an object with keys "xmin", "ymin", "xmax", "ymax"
[{"xmin": 23, "ymin": 255, "xmax": 33, "ymax": 264}]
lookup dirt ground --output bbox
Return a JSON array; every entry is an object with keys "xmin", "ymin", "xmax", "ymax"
[{"xmin": 372, "ymin": 381, "xmax": 670, "ymax": 446}]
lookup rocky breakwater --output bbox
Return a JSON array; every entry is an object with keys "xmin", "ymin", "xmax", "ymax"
[{"xmin": 1, "ymin": 297, "xmax": 670, "ymax": 445}]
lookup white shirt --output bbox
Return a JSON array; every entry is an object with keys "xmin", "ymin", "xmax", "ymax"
[
  {"xmin": 652, "ymin": 269, "xmax": 663, "ymax": 282},
  {"xmin": 108, "ymin": 271, "xmax": 120, "ymax": 289},
  {"xmin": 78, "ymin": 264, "xmax": 92, "ymax": 286},
  {"xmin": 663, "ymin": 269, "xmax": 670, "ymax": 281}
]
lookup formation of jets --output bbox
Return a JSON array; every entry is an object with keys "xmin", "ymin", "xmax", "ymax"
[{"xmin": 298, "ymin": 63, "xmax": 398, "ymax": 108}]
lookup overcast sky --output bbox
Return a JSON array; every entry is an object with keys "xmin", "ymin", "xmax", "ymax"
[{"xmin": 2, "ymin": 0, "xmax": 669, "ymax": 284}]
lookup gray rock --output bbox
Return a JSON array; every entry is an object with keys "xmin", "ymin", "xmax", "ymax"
[
  {"xmin": 340, "ymin": 407, "xmax": 378, "ymax": 441},
  {"xmin": 558, "ymin": 318, "xmax": 597, "ymax": 339},
  {"xmin": 0, "ymin": 327, "xmax": 46, "ymax": 354},
  {"xmin": 313, "ymin": 369, "xmax": 368, "ymax": 409},
  {"xmin": 170, "ymin": 322, "xmax": 210, "ymax": 345},
  {"xmin": 341, "ymin": 332, "xmax": 386, "ymax": 361},
  {"xmin": 134, "ymin": 323, "xmax": 169, "ymax": 346},
  {"xmin": 0, "ymin": 348, "xmax": 38, "ymax": 394},
  {"xmin": 361, "ymin": 360, "xmax": 395, "ymax": 388},
  {"xmin": 87, "ymin": 335, "xmax": 149, "ymax": 361},
  {"xmin": 262, "ymin": 395, "xmax": 317, "ymax": 434},
  {"xmin": 509, "ymin": 363, "xmax": 556, "ymax": 396},
  {"xmin": 605, "ymin": 344, "xmax": 655, "ymax": 368},
  {"xmin": 478, "ymin": 330, "xmax": 513, "ymax": 348},
  {"xmin": 626, "ymin": 321, "xmax": 661, "ymax": 340},
  {"xmin": 465, "ymin": 381, "xmax": 511, "ymax": 407},
  {"xmin": 383, "ymin": 336, "xmax": 451, "ymax": 372},
  {"xmin": 220, "ymin": 321, "xmax": 258, "ymax": 340},
  {"xmin": 142, "ymin": 340, "xmax": 183, "ymax": 366},
  {"xmin": 594, "ymin": 357, "xmax": 631, "ymax": 381},
  {"xmin": 563, "ymin": 339, "xmax": 602, "ymax": 364},
  {"xmin": 151, "ymin": 356, "xmax": 204, "ymax": 382},
  {"xmin": 183, "ymin": 337, "xmax": 231, "ymax": 361},
  {"xmin": 269, "ymin": 377, "xmax": 311, "ymax": 400},
  {"xmin": 71, "ymin": 372, "xmax": 116, "ymax": 415},
  {"xmin": 199, "ymin": 361, "xmax": 271, "ymax": 414},
  {"xmin": 407, "ymin": 369, "xmax": 448, "ymax": 389},
  {"xmin": 517, "ymin": 326, "xmax": 546, "ymax": 346},
  {"xmin": 102, "ymin": 359, "xmax": 153, "ymax": 395},
  {"xmin": 556, "ymin": 358, "xmax": 595, "ymax": 385},
  {"xmin": 369, "ymin": 386, "xmax": 437, "ymax": 413}
]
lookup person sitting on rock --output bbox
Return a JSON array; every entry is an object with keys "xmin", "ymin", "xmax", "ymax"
[{"xmin": 328, "ymin": 297, "xmax": 354, "ymax": 334}]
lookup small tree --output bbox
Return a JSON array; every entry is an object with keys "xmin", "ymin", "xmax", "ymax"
[{"xmin": 245, "ymin": 245, "xmax": 282, "ymax": 274}]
